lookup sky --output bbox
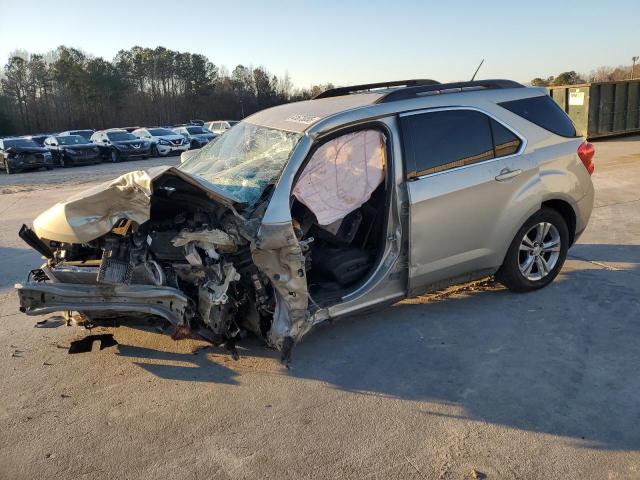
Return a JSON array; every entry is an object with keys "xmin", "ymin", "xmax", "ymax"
[{"xmin": 0, "ymin": 0, "xmax": 638, "ymax": 88}]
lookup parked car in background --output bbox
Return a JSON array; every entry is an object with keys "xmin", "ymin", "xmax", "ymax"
[
  {"xmin": 133, "ymin": 127, "xmax": 190, "ymax": 157},
  {"xmin": 43, "ymin": 134, "xmax": 101, "ymax": 167},
  {"xmin": 205, "ymin": 120, "xmax": 239, "ymax": 135},
  {"xmin": 58, "ymin": 129, "xmax": 95, "ymax": 142},
  {"xmin": 24, "ymin": 134, "xmax": 55, "ymax": 146},
  {"xmin": 90, "ymin": 129, "xmax": 151, "ymax": 162},
  {"xmin": 0, "ymin": 137, "xmax": 54, "ymax": 174},
  {"xmin": 172, "ymin": 125, "xmax": 216, "ymax": 149}
]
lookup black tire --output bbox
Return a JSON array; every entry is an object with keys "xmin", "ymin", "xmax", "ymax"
[
  {"xmin": 496, "ymin": 207, "xmax": 569, "ymax": 293},
  {"xmin": 60, "ymin": 156, "xmax": 69, "ymax": 168},
  {"xmin": 110, "ymin": 149, "xmax": 120, "ymax": 163},
  {"xmin": 190, "ymin": 140, "xmax": 197, "ymax": 150},
  {"xmin": 151, "ymin": 145, "xmax": 159, "ymax": 157},
  {"xmin": 5, "ymin": 161, "xmax": 14, "ymax": 174},
  {"xmin": 46, "ymin": 166, "xmax": 54, "ymax": 170}
]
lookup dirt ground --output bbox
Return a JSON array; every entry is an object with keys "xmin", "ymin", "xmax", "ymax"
[{"xmin": 0, "ymin": 141, "xmax": 639, "ymax": 480}]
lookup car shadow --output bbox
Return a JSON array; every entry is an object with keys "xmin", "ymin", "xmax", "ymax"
[
  {"xmin": 116, "ymin": 343, "xmax": 243, "ymax": 385},
  {"xmin": 287, "ymin": 248, "xmax": 640, "ymax": 451},
  {"xmin": 67, "ymin": 244, "xmax": 640, "ymax": 451}
]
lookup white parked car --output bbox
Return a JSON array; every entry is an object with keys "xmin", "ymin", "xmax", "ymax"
[
  {"xmin": 204, "ymin": 120, "xmax": 239, "ymax": 135},
  {"xmin": 133, "ymin": 127, "xmax": 190, "ymax": 157}
]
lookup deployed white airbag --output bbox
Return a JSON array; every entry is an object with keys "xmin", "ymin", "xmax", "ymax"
[{"xmin": 292, "ymin": 130, "xmax": 385, "ymax": 225}]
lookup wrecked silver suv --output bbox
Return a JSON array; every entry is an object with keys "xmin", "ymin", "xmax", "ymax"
[{"xmin": 15, "ymin": 79, "xmax": 595, "ymax": 360}]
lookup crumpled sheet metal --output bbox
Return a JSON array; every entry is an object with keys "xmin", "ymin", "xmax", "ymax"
[
  {"xmin": 292, "ymin": 129, "xmax": 385, "ymax": 225},
  {"xmin": 32, "ymin": 166, "xmax": 235, "ymax": 244},
  {"xmin": 251, "ymin": 223, "xmax": 310, "ymax": 349},
  {"xmin": 33, "ymin": 166, "xmax": 172, "ymax": 244},
  {"xmin": 172, "ymin": 228, "xmax": 237, "ymax": 252}
]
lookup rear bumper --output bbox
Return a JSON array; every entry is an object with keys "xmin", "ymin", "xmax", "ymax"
[
  {"xmin": 573, "ymin": 179, "xmax": 595, "ymax": 244},
  {"xmin": 15, "ymin": 282, "xmax": 190, "ymax": 326}
]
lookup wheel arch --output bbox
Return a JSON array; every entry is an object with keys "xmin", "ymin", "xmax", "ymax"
[{"xmin": 541, "ymin": 199, "xmax": 577, "ymax": 246}]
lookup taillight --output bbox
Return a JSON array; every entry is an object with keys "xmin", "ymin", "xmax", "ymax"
[{"xmin": 577, "ymin": 142, "xmax": 595, "ymax": 175}]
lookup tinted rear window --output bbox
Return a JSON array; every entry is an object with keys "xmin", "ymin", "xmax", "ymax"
[
  {"xmin": 400, "ymin": 109, "xmax": 495, "ymax": 177},
  {"xmin": 499, "ymin": 95, "xmax": 576, "ymax": 138}
]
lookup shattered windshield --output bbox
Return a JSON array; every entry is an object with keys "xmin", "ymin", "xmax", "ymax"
[{"xmin": 178, "ymin": 122, "xmax": 302, "ymax": 204}]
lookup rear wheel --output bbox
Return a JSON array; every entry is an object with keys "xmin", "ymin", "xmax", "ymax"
[
  {"xmin": 110, "ymin": 149, "xmax": 120, "ymax": 163},
  {"xmin": 496, "ymin": 208, "xmax": 569, "ymax": 292}
]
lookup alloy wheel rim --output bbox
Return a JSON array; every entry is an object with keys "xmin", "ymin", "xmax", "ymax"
[{"xmin": 518, "ymin": 222, "xmax": 561, "ymax": 281}]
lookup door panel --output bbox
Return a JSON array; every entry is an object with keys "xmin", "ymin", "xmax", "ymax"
[
  {"xmin": 407, "ymin": 155, "xmax": 537, "ymax": 290},
  {"xmin": 401, "ymin": 108, "xmax": 538, "ymax": 291}
]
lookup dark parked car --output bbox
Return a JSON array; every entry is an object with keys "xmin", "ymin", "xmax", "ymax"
[
  {"xmin": 172, "ymin": 125, "xmax": 216, "ymax": 149},
  {"xmin": 0, "ymin": 137, "xmax": 54, "ymax": 174},
  {"xmin": 59, "ymin": 130, "xmax": 95, "ymax": 142},
  {"xmin": 43, "ymin": 135, "xmax": 101, "ymax": 167},
  {"xmin": 90, "ymin": 129, "xmax": 151, "ymax": 162},
  {"xmin": 25, "ymin": 134, "xmax": 55, "ymax": 146}
]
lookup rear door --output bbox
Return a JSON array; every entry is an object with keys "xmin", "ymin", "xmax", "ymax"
[{"xmin": 400, "ymin": 107, "xmax": 537, "ymax": 292}]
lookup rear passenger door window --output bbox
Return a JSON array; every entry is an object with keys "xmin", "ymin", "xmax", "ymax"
[{"xmin": 400, "ymin": 109, "xmax": 495, "ymax": 178}]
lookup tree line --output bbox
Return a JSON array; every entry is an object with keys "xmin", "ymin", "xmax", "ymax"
[
  {"xmin": 0, "ymin": 46, "xmax": 333, "ymax": 136},
  {"xmin": 531, "ymin": 63, "xmax": 639, "ymax": 87}
]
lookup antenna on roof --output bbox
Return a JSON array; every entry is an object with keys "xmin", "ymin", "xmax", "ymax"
[{"xmin": 470, "ymin": 59, "xmax": 485, "ymax": 81}]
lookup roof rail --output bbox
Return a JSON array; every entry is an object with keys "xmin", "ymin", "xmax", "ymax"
[
  {"xmin": 376, "ymin": 79, "xmax": 525, "ymax": 103},
  {"xmin": 314, "ymin": 79, "xmax": 440, "ymax": 99}
]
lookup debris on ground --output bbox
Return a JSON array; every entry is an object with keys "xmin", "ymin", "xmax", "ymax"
[
  {"xmin": 470, "ymin": 468, "xmax": 486, "ymax": 479},
  {"xmin": 35, "ymin": 317, "xmax": 64, "ymax": 328},
  {"xmin": 191, "ymin": 345, "xmax": 211, "ymax": 355},
  {"xmin": 11, "ymin": 349, "xmax": 23, "ymax": 358}
]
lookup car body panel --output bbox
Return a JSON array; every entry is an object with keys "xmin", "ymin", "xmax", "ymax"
[{"xmin": 32, "ymin": 166, "xmax": 237, "ymax": 244}]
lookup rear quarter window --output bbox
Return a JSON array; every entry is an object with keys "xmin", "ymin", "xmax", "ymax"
[{"xmin": 498, "ymin": 95, "xmax": 577, "ymax": 138}]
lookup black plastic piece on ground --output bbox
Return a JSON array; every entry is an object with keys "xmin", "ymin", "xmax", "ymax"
[{"xmin": 280, "ymin": 336, "xmax": 295, "ymax": 366}]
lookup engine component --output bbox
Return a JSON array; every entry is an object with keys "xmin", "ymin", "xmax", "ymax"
[
  {"xmin": 198, "ymin": 262, "xmax": 241, "ymax": 335},
  {"xmin": 97, "ymin": 237, "xmax": 133, "ymax": 284}
]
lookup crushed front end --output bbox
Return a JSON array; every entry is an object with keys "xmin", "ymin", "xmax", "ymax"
[{"xmin": 15, "ymin": 157, "xmax": 306, "ymax": 358}]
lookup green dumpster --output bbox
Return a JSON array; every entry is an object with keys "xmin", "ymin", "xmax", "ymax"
[{"xmin": 549, "ymin": 80, "xmax": 640, "ymax": 139}]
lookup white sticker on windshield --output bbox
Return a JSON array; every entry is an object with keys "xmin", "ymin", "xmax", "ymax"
[{"xmin": 285, "ymin": 114, "xmax": 321, "ymax": 125}]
